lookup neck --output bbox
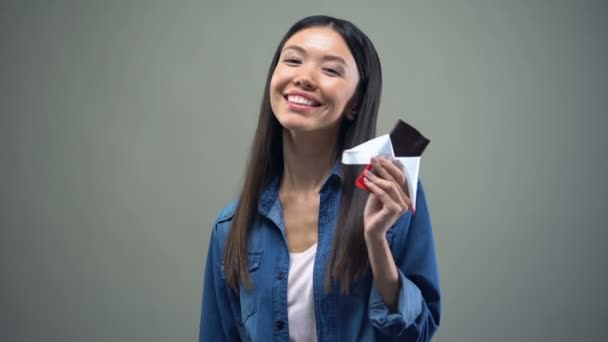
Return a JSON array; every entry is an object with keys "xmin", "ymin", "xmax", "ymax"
[{"xmin": 280, "ymin": 128, "xmax": 339, "ymax": 194}]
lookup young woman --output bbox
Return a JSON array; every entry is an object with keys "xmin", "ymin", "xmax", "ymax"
[{"xmin": 199, "ymin": 15, "xmax": 441, "ymax": 341}]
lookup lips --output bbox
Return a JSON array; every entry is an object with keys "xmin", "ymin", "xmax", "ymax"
[{"xmin": 283, "ymin": 91, "xmax": 322, "ymax": 107}]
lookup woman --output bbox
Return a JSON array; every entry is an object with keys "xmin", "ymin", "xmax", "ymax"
[{"xmin": 199, "ymin": 15, "xmax": 441, "ymax": 341}]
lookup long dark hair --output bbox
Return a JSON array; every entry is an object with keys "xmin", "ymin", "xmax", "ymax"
[{"xmin": 224, "ymin": 15, "xmax": 382, "ymax": 294}]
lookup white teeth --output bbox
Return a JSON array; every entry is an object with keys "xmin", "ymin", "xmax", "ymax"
[{"xmin": 287, "ymin": 95, "xmax": 317, "ymax": 106}]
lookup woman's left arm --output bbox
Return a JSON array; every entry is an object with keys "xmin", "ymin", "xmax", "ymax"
[{"xmin": 362, "ymin": 158, "xmax": 441, "ymax": 340}]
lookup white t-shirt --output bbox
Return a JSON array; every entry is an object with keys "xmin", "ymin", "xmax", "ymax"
[{"xmin": 287, "ymin": 243, "xmax": 318, "ymax": 342}]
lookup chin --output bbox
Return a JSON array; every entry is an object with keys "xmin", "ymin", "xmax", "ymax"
[{"xmin": 276, "ymin": 115, "xmax": 315, "ymax": 132}]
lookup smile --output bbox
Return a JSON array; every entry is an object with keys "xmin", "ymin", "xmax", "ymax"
[{"xmin": 285, "ymin": 95, "xmax": 321, "ymax": 107}]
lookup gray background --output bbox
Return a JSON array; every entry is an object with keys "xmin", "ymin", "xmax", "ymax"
[{"xmin": 1, "ymin": 0, "xmax": 607, "ymax": 341}]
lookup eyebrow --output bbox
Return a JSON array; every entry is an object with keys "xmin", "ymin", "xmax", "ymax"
[{"xmin": 282, "ymin": 45, "xmax": 348, "ymax": 65}]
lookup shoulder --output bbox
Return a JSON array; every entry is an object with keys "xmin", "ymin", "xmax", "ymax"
[
  {"xmin": 210, "ymin": 199, "xmax": 239, "ymax": 246},
  {"xmin": 214, "ymin": 199, "xmax": 239, "ymax": 226}
]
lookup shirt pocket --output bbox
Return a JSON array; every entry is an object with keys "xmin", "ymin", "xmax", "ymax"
[
  {"xmin": 247, "ymin": 251, "xmax": 262, "ymax": 273},
  {"xmin": 221, "ymin": 251, "xmax": 262, "ymax": 279}
]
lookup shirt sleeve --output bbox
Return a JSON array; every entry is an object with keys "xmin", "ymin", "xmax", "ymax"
[
  {"xmin": 368, "ymin": 180, "xmax": 442, "ymax": 340},
  {"xmin": 199, "ymin": 227, "xmax": 241, "ymax": 342}
]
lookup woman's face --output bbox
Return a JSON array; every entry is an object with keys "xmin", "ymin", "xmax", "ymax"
[{"xmin": 270, "ymin": 26, "xmax": 360, "ymax": 133}]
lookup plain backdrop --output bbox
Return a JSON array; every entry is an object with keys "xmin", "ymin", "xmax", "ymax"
[{"xmin": 1, "ymin": 1, "xmax": 607, "ymax": 341}]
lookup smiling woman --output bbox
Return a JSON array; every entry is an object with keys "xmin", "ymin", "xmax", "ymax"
[
  {"xmin": 270, "ymin": 26, "xmax": 360, "ymax": 134},
  {"xmin": 199, "ymin": 15, "xmax": 441, "ymax": 342}
]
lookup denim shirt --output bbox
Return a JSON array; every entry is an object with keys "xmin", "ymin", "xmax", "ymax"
[{"xmin": 199, "ymin": 164, "xmax": 441, "ymax": 341}]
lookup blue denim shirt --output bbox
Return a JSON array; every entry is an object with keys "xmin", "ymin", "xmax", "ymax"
[{"xmin": 199, "ymin": 164, "xmax": 441, "ymax": 341}]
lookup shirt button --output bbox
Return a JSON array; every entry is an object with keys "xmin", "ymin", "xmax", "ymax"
[
  {"xmin": 276, "ymin": 320, "xmax": 285, "ymax": 330},
  {"xmin": 277, "ymin": 272, "xmax": 285, "ymax": 280}
]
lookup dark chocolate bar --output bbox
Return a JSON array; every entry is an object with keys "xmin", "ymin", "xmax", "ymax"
[{"xmin": 389, "ymin": 120, "xmax": 430, "ymax": 157}]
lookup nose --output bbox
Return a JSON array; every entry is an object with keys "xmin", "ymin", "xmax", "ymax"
[{"xmin": 293, "ymin": 70, "xmax": 317, "ymax": 90}]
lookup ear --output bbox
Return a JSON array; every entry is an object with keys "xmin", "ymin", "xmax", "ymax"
[
  {"xmin": 345, "ymin": 96, "xmax": 359, "ymax": 120},
  {"xmin": 346, "ymin": 107, "xmax": 357, "ymax": 120}
]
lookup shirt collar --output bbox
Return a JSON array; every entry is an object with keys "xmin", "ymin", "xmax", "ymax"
[{"xmin": 258, "ymin": 160, "xmax": 343, "ymax": 217}]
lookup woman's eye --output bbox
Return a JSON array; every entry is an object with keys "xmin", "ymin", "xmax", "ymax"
[
  {"xmin": 323, "ymin": 67, "xmax": 341, "ymax": 76},
  {"xmin": 284, "ymin": 58, "xmax": 301, "ymax": 65}
]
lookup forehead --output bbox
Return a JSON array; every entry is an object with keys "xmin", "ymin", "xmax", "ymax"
[{"xmin": 282, "ymin": 26, "xmax": 354, "ymax": 61}]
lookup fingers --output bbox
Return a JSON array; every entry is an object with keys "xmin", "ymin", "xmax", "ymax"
[
  {"xmin": 390, "ymin": 159, "xmax": 410, "ymax": 197},
  {"xmin": 372, "ymin": 159, "xmax": 406, "ymax": 196},
  {"xmin": 376, "ymin": 157, "xmax": 405, "ymax": 183},
  {"xmin": 363, "ymin": 168, "xmax": 409, "ymax": 215},
  {"xmin": 369, "ymin": 163, "xmax": 409, "ymax": 211},
  {"xmin": 371, "ymin": 157, "xmax": 412, "ymax": 210},
  {"xmin": 363, "ymin": 176, "xmax": 403, "ymax": 214}
]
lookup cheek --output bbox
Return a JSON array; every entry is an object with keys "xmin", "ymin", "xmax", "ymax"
[
  {"xmin": 269, "ymin": 73, "xmax": 279, "ymax": 94},
  {"xmin": 327, "ymin": 82, "xmax": 357, "ymax": 108},
  {"xmin": 269, "ymin": 70, "xmax": 286, "ymax": 111},
  {"xmin": 270, "ymin": 66, "xmax": 291, "ymax": 91}
]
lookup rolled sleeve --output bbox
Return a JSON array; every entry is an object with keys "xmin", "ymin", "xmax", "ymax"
[{"xmin": 368, "ymin": 270, "xmax": 423, "ymax": 335}]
